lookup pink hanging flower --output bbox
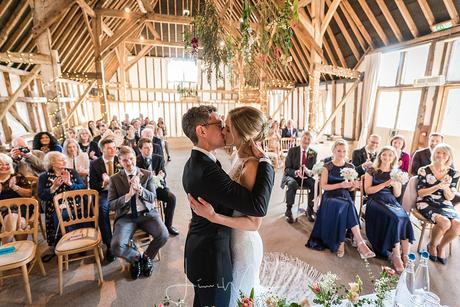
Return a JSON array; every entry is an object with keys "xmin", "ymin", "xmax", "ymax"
[
  {"xmin": 311, "ymin": 281, "xmax": 321, "ymax": 294},
  {"xmin": 240, "ymin": 297, "xmax": 254, "ymax": 307}
]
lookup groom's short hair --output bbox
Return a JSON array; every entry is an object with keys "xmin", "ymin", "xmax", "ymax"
[{"xmin": 182, "ymin": 105, "xmax": 217, "ymax": 145}]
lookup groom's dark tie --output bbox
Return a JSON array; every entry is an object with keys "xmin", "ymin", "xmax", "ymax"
[{"xmin": 216, "ymin": 159, "xmax": 222, "ymax": 168}]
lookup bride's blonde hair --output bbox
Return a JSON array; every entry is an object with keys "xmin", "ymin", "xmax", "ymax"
[{"xmin": 228, "ymin": 106, "xmax": 268, "ymax": 144}]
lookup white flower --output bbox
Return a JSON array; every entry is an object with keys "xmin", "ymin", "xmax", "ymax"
[
  {"xmin": 426, "ymin": 174, "xmax": 437, "ymax": 185},
  {"xmin": 312, "ymin": 161, "xmax": 324, "ymax": 176},
  {"xmin": 390, "ymin": 168, "xmax": 409, "ymax": 184},
  {"xmin": 418, "ymin": 168, "xmax": 427, "ymax": 177},
  {"xmin": 340, "ymin": 168, "xmax": 358, "ymax": 181}
]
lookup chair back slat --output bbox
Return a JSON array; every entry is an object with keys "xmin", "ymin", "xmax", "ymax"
[
  {"xmin": 0, "ymin": 198, "xmax": 39, "ymax": 243},
  {"xmin": 53, "ymin": 189, "xmax": 99, "ymax": 235}
]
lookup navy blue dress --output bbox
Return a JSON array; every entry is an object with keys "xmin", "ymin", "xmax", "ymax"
[
  {"xmin": 364, "ymin": 169, "xmax": 414, "ymax": 258},
  {"xmin": 306, "ymin": 161, "xmax": 359, "ymax": 252}
]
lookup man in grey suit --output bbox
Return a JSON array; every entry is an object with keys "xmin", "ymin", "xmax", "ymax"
[{"xmin": 109, "ymin": 146, "xmax": 168, "ymax": 280}]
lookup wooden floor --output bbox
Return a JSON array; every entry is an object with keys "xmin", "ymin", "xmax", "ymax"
[{"xmin": 0, "ymin": 138, "xmax": 459, "ymax": 307}]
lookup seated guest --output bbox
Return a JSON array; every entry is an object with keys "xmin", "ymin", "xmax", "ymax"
[
  {"xmin": 38, "ymin": 152, "xmax": 85, "ymax": 250},
  {"xmin": 10, "ymin": 136, "xmax": 45, "ymax": 177},
  {"xmin": 78, "ymin": 128, "xmax": 101, "ymax": 160},
  {"xmin": 0, "ymin": 153, "xmax": 32, "ymax": 243},
  {"xmin": 139, "ymin": 128, "xmax": 162, "ymax": 157},
  {"xmin": 279, "ymin": 118, "xmax": 286, "ymax": 131},
  {"xmin": 123, "ymin": 125, "xmax": 137, "ymax": 149},
  {"xmin": 109, "ymin": 119, "xmax": 120, "ymax": 130},
  {"xmin": 352, "ymin": 134, "xmax": 380, "ymax": 177},
  {"xmin": 306, "ymin": 139, "xmax": 375, "ymax": 259},
  {"xmin": 33, "ymin": 132, "xmax": 63, "ymax": 153},
  {"xmin": 137, "ymin": 138, "xmax": 178, "ymax": 235},
  {"xmin": 109, "ymin": 146, "xmax": 168, "ymax": 279},
  {"xmin": 416, "ymin": 143, "xmax": 459, "ymax": 265},
  {"xmin": 390, "ymin": 135, "xmax": 410, "ymax": 172},
  {"xmin": 88, "ymin": 120, "xmax": 99, "ymax": 138},
  {"xmin": 93, "ymin": 123, "xmax": 108, "ymax": 144},
  {"xmin": 364, "ymin": 146, "xmax": 414, "ymax": 272},
  {"xmin": 89, "ymin": 137, "xmax": 119, "ymax": 262},
  {"xmin": 157, "ymin": 118, "xmax": 171, "ymax": 162},
  {"xmin": 113, "ymin": 128, "xmax": 125, "ymax": 148},
  {"xmin": 122, "ymin": 114, "xmax": 131, "ymax": 130},
  {"xmin": 281, "ymin": 131, "xmax": 317, "ymax": 223},
  {"xmin": 410, "ymin": 132, "xmax": 444, "ymax": 176},
  {"xmin": 132, "ymin": 119, "xmax": 142, "ymax": 142},
  {"xmin": 63, "ymin": 139, "xmax": 89, "ymax": 179},
  {"xmin": 154, "ymin": 127, "xmax": 165, "ymax": 159},
  {"xmin": 65, "ymin": 128, "xmax": 77, "ymax": 142},
  {"xmin": 281, "ymin": 119, "xmax": 298, "ymax": 138},
  {"xmin": 267, "ymin": 121, "xmax": 282, "ymax": 167}
]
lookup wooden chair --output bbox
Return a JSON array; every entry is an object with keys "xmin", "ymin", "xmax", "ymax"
[
  {"xmin": 280, "ymin": 137, "xmax": 295, "ymax": 156},
  {"xmin": 0, "ymin": 198, "xmax": 46, "ymax": 304},
  {"xmin": 53, "ymin": 189, "xmax": 103, "ymax": 295},
  {"xmin": 25, "ymin": 176, "xmax": 47, "ymax": 241},
  {"xmin": 262, "ymin": 138, "xmax": 281, "ymax": 168}
]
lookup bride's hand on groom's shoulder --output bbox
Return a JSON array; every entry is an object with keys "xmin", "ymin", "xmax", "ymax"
[{"xmin": 187, "ymin": 193, "xmax": 216, "ymax": 221}]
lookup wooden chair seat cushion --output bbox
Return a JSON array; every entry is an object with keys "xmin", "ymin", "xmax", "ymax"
[
  {"xmin": 55, "ymin": 228, "xmax": 101, "ymax": 254},
  {"xmin": 0, "ymin": 241, "xmax": 36, "ymax": 269}
]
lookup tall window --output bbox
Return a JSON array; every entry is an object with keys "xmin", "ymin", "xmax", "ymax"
[
  {"xmin": 401, "ymin": 45, "xmax": 429, "ymax": 84},
  {"xmin": 378, "ymin": 51, "xmax": 400, "ymax": 86},
  {"xmin": 167, "ymin": 59, "xmax": 198, "ymax": 83},
  {"xmin": 447, "ymin": 39, "xmax": 460, "ymax": 81},
  {"xmin": 375, "ymin": 90, "xmax": 421, "ymax": 131}
]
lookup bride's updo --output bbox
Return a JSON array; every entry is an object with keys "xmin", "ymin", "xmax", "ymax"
[{"xmin": 228, "ymin": 106, "xmax": 268, "ymax": 144}]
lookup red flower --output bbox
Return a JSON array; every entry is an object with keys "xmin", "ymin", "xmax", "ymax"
[
  {"xmin": 382, "ymin": 266, "xmax": 396, "ymax": 276},
  {"xmin": 291, "ymin": 22, "xmax": 298, "ymax": 28},
  {"xmin": 311, "ymin": 282, "xmax": 321, "ymax": 294}
]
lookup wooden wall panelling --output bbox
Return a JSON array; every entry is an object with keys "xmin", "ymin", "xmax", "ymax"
[{"xmin": 331, "ymin": 80, "xmax": 336, "ymax": 134}]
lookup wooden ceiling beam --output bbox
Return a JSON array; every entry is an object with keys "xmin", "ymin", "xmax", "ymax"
[
  {"xmin": 320, "ymin": 0, "xmax": 341, "ymax": 37},
  {"xmin": 322, "ymin": 37, "xmax": 338, "ymax": 66},
  {"xmin": 376, "ymin": 0, "xmax": 403, "ymax": 42},
  {"xmin": 100, "ymin": 19, "xmax": 143, "ymax": 58},
  {"xmin": 341, "ymin": 1, "xmax": 374, "ymax": 48},
  {"xmin": 75, "ymin": 0, "xmax": 95, "ymax": 17},
  {"xmin": 326, "ymin": 26, "xmax": 347, "ymax": 67},
  {"xmin": 0, "ymin": 1, "xmax": 29, "ymax": 47},
  {"xmin": 299, "ymin": 0, "xmax": 312, "ymax": 8},
  {"xmin": 394, "ymin": 0, "xmax": 419, "ymax": 38},
  {"xmin": 338, "ymin": 3, "xmax": 366, "ymax": 51},
  {"xmin": 417, "ymin": 0, "xmax": 435, "ymax": 26},
  {"xmin": 357, "ymin": 0, "xmax": 389, "ymax": 45},
  {"xmin": 290, "ymin": 39, "xmax": 310, "ymax": 81},
  {"xmin": 442, "ymin": 0, "xmax": 459, "ymax": 24},
  {"xmin": 3, "ymin": 15, "xmax": 32, "ymax": 51},
  {"xmin": 0, "ymin": 52, "xmax": 52, "ymax": 65},
  {"xmin": 95, "ymin": 8, "xmax": 191, "ymax": 24},
  {"xmin": 31, "ymin": 0, "xmax": 75, "ymax": 38}
]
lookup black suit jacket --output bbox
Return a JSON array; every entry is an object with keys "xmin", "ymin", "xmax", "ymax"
[
  {"xmin": 89, "ymin": 156, "xmax": 120, "ymax": 193},
  {"xmin": 182, "ymin": 150, "xmax": 274, "ymax": 286},
  {"xmin": 281, "ymin": 127, "xmax": 298, "ymax": 138},
  {"xmin": 136, "ymin": 153, "xmax": 166, "ymax": 184},
  {"xmin": 281, "ymin": 146, "xmax": 317, "ymax": 188},
  {"xmin": 352, "ymin": 147, "xmax": 376, "ymax": 177},
  {"xmin": 152, "ymin": 137, "xmax": 164, "ymax": 157},
  {"xmin": 410, "ymin": 147, "xmax": 431, "ymax": 176}
]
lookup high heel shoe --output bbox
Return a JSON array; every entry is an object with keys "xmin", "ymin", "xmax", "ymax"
[
  {"xmin": 391, "ymin": 254, "xmax": 405, "ymax": 273},
  {"xmin": 336, "ymin": 243, "xmax": 345, "ymax": 258},
  {"xmin": 437, "ymin": 246, "xmax": 448, "ymax": 265},
  {"xmin": 427, "ymin": 244, "xmax": 438, "ymax": 262},
  {"xmin": 357, "ymin": 241, "xmax": 376, "ymax": 259},
  {"xmin": 402, "ymin": 254, "xmax": 409, "ymax": 267}
]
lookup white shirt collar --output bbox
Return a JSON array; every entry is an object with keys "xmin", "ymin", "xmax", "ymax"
[
  {"xmin": 192, "ymin": 146, "xmax": 217, "ymax": 163},
  {"xmin": 125, "ymin": 166, "xmax": 139, "ymax": 177},
  {"xmin": 102, "ymin": 156, "xmax": 114, "ymax": 164}
]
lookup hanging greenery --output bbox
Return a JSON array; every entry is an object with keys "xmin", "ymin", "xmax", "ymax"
[{"xmin": 177, "ymin": 84, "xmax": 198, "ymax": 98}]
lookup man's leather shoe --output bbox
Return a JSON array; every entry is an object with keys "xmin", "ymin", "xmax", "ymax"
[
  {"xmin": 168, "ymin": 226, "xmax": 179, "ymax": 236},
  {"xmin": 285, "ymin": 208, "xmax": 294, "ymax": 223},
  {"xmin": 141, "ymin": 255, "xmax": 154, "ymax": 277},
  {"xmin": 105, "ymin": 249, "xmax": 115, "ymax": 263},
  {"xmin": 306, "ymin": 208, "xmax": 316, "ymax": 222},
  {"xmin": 130, "ymin": 258, "xmax": 141, "ymax": 280}
]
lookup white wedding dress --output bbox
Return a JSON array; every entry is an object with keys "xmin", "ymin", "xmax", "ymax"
[{"xmin": 228, "ymin": 155, "xmax": 264, "ymax": 307}]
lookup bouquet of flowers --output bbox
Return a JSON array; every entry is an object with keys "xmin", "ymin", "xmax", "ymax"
[
  {"xmin": 238, "ymin": 288, "xmax": 255, "ymax": 307},
  {"xmin": 373, "ymin": 266, "xmax": 398, "ymax": 307},
  {"xmin": 340, "ymin": 168, "xmax": 358, "ymax": 182},
  {"xmin": 152, "ymin": 176, "xmax": 164, "ymax": 189},
  {"xmin": 311, "ymin": 161, "xmax": 324, "ymax": 177},
  {"xmin": 346, "ymin": 275, "xmax": 371, "ymax": 307},
  {"xmin": 390, "ymin": 168, "xmax": 409, "ymax": 185},
  {"xmin": 309, "ymin": 272, "xmax": 345, "ymax": 307}
]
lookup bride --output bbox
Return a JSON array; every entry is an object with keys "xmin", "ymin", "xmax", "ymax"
[{"xmin": 189, "ymin": 106, "xmax": 268, "ymax": 306}]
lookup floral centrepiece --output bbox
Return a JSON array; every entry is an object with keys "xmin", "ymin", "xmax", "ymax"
[
  {"xmin": 340, "ymin": 168, "xmax": 358, "ymax": 182},
  {"xmin": 390, "ymin": 168, "xmax": 409, "ymax": 185}
]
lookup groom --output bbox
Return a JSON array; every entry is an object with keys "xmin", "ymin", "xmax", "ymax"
[{"xmin": 182, "ymin": 106, "xmax": 274, "ymax": 307}]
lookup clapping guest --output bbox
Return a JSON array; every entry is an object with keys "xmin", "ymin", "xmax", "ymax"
[
  {"xmin": 89, "ymin": 137, "xmax": 119, "ymax": 262},
  {"xmin": 38, "ymin": 152, "xmax": 85, "ymax": 250},
  {"xmin": 123, "ymin": 125, "xmax": 137, "ymax": 149},
  {"xmin": 137, "ymin": 138, "xmax": 178, "ymax": 235},
  {"xmin": 10, "ymin": 136, "xmax": 45, "ymax": 177},
  {"xmin": 390, "ymin": 135, "xmax": 410, "ymax": 172},
  {"xmin": 352, "ymin": 134, "xmax": 381, "ymax": 177},
  {"xmin": 33, "ymin": 132, "xmax": 63, "ymax": 153},
  {"xmin": 364, "ymin": 146, "xmax": 414, "ymax": 272},
  {"xmin": 416, "ymin": 144, "xmax": 459, "ymax": 265},
  {"xmin": 109, "ymin": 146, "xmax": 168, "ymax": 279},
  {"xmin": 78, "ymin": 128, "xmax": 101, "ymax": 161},
  {"xmin": 410, "ymin": 133, "xmax": 444, "ymax": 176},
  {"xmin": 157, "ymin": 118, "xmax": 171, "ymax": 162},
  {"xmin": 63, "ymin": 139, "xmax": 89, "ymax": 179},
  {"xmin": 306, "ymin": 140, "xmax": 375, "ymax": 259},
  {"xmin": 281, "ymin": 119, "xmax": 298, "ymax": 138},
  {"xmin": 0, "ymin": 153, "xmax": 32, "ymax": 243}
]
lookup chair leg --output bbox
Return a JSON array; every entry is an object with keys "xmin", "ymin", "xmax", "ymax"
[
  {"xmin": 36, "ymin": 249, "xmax": 47, "ymax": 276},
  {"xmin": 58, "ymin": 255, "xmax": 63, "ymax": 295},
  {"xmin": 418, "ymin": 223, "xmax": 427, "ymax": 253},
  {"xmin": 449, "ymin": 242, "xmax": 453, "ymax": 257},
  {"xmin": 21, "ymin": 264, "xmax": 32, "ymax": 304},
  {"xmin": 38, "ymin": 214, "xmax": 47, "ymax": 241},
  {"xmin": 94, "ymin": 247, "xmax": 104, "ymax": 284},
  {"xmin": 65, "ymin": 255, "xmax": 69, "ymax": 271}
]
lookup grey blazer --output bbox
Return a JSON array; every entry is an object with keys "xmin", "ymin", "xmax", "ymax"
[{"xmin": 108, "ymin": 168, "xmax": 157, "ymax": 221}]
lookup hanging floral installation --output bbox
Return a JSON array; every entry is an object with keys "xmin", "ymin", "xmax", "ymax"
[{"xmin": 184, "ymin": 0, "xmax": 298, "ymax": 89}]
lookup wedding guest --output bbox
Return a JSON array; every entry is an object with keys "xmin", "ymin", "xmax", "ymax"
[
  {"xmin": 122, "ymin": 114, "xmax": 131, "ymax": 130},
  {"xmin": 77, "ymin": 128, "xmax": 101, "ymax": 160},
  {"xmin": 33, "ymin": 132, "xmax": 63, "ymax": 153},
  {"xmin": 65, "ymin": 128, "xmax": 77, "ymax": 141},
  {"xmin": 390, "ymin": 135, "xmax": 410, "ymax": 172},
  {"xmin": 280, "ymin": 118, "xmax": 286, "ymax": 131},
  {"xmin": 38, "ymin": 152, "xmax": 85, "ymax": 250},
  {"xmin": 140, "ymin": 128, "xmax": 162, "ymax": 157},
  {"xmin": 109, "ymin": 146, "xmax": 168, "ymax": 279},
  {"xmin": 137, "ymin": 138, "xmax": 178, "ymax": 235},
  {"xmin": 89, "ymin": 137, "xmax": 119, "ymax": 262},
  {"xmin": 352, "ymin": 134, "xmax": 381, "ymax": 177},
  {"xmin": 63, "ymin": 139, "xmax": 90, "ymax": 179},
  {"xmin": 113, "ymin": 128, "xmax": 125, "ymax": 147},
  {"xmin": 132, "ymin": 119, "xmax": 142, "ymax": 142},
  {"xmin": 416, "ymin": 143, "xmax": 459, "ymax": 265},
  {"xmin": 306, "ymin": 139, "xmax": 375, "ymax": 259},
  {"xmin": 0, "ymin": 153, "xmax": 32, "ymax": 243},
  {"xmin": 281, "ymin": 119, "xmax": 298, "ymax": 138},
  {"xmin": 364, "ymin": 146, "xmax": 414, "ymax": 272},
  {"xmin": 410, "ymin": 132, "xmax": 444, "ymax": 176},
  {"xmin": 154, "ymin": 127, "xmax": 166, "ymax": 160},
  {"xmin": 109, "ymin": 119, "xmax": 120, "ymax": 130},
  {"xmin": 88, "ymin": 120, "xmax": 99, "ymax": 137},
  {"xmin": 281, "ymin": 131, "xmax": 317, "ymax": 223},
  {"xmin": 10, "ymin": 136, "xmax": 45, "ymax": 177},
  {"xmin": 93, "ymin": 123, "xmax": 108, "ymax": 144},
  {"xmin": 123, "ymin": 125, "xmax": 137, "ymax": 149},
  {"xmin": 157, "ymin": 117, "xmax": 171, "ymax": 162},
  {"xmin": 267, "ymin": 121, "xmax": 282, "ymax": 167}
]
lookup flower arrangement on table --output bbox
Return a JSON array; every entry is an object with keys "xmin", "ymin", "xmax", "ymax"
[{"xmin": 390, "ymin": 168, "xmax": 409, "ymax": 185}]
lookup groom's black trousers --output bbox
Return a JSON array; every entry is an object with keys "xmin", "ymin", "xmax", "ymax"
[{"xmin": 193, "ymin": 285, "xmax": 230, "ymax": 307}]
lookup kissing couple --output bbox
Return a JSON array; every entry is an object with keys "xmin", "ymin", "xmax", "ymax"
[{"xmin": 182, "ymin": 105, "xmax": 275, "ymax": 307}]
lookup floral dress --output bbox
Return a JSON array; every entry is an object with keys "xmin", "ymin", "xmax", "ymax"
[
  {"xmin": 38, "ymin": 168, "xmax": 85, "ymax": 247},
  {"xmin": 416, "ymin": 166, "xmax": 459, "ymax": 222}
]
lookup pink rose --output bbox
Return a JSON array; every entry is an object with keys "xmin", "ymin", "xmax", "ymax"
[
  {"xmin": 240, "ymin": 297, "xmax": 253, "ymax": 307},
  {"xmin": 349, "ymin": 291, "xmax": 360, "ymax": 303},
  {"xmin": 311, "ymin": 282, "xmax": 321, "ymax": 294},
  {"xmin": 382, "ymin": 266, "xmax": 395, "ymax": 276}
]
